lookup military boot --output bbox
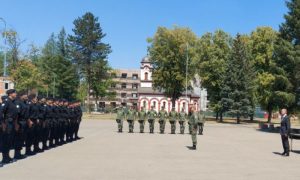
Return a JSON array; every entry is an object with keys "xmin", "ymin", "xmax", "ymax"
[
  {"xmin": 1, "ymin": 153, "xmax": 13, "ymax": 164},
  {"xmin": 25, "ymin": 147, "xmax": 36, "ymax": 156},
  {"xmin": 14, "ymin": 150, "xmax": 27, "ymax": 160},
  {"xmin": 192, "ymin": 144, "xmax": 197, "ymax": 150}
]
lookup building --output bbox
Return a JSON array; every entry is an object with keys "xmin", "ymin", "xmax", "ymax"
[
  {"xmin": 138, "ymin": 56, "xmax": 201, "ymax": 113},
  {"xmin": 0, "ymin": 76, "xmax": 14, "ymax": 96},
  {"xmin": 98, "ymin": 69, "xmax": 140, "ymax": 110},
  {"xmin": 97, "ymin": 56, "xmax": 208, "ymax": 113}
]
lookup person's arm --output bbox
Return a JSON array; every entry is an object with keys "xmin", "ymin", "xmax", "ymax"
[{"xmin": 287, "ymin": 116, "xmax": 291, "ymax": 135}]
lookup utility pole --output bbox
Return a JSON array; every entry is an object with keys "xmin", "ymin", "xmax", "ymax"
[
  {"xmin": 185, "ymin": 43, "xmax": 189, "ymax": 100},
  {"xmin": 0, "ymin": 17, "xmax": 7, "ymax": 77}
]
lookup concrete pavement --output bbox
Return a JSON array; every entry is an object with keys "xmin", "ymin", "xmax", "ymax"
[{"xmin": 1, "ymin": 120, "xmax": 300, "ymax": 180}]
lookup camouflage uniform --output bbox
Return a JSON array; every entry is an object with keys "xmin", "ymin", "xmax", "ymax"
[
  {"xmin": 169, "ymin": 110, "xmax": 177, "ymax": 134},
  {"xmin": 158, "ymin": 109, "xmax": 168, "ymax": 134},
  {"xmin": 178, "ymin": 110, "xmax": 187, "ymax": 134},
  {"xmin": 126, "ymin": 108, "xmax": 136, "ymax": 133},
  {"xmin": 138, "ymin": 109, "xmax": 147, "ymax": 133},
  {"xmin": 190, "ymin": 111, "xmax": 199, "ymax": 150},
  {"xmin": 197, "ymin": 111, "xmax": 205, "ymax": 135},
  {"xmin": 116, "ymin": 108, "xmax": 125, "ymax": 132},
  {"xmin": 147, "ymin": 109, "xmax": 157, "ymax": 133}
]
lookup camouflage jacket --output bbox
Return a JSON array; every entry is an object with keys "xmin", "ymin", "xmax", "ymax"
[
  {"xmin": 116, "ymin": 109, "xmax": 125, "ymax": 120},
  {"xmin": 138, "ymin": 110, "xmax": 147, "ymax": 120},
  {"xmin": 127, "ymin": 109, "xmax": 136, "ymax": 120},
  {"xmin": 178, "ymin": 111, "xmax": 186, "ymax": 122},
  {"xmin": 147, "ymin": 110, "xmax": 157, "ymax": 119},
  {"xmin": 169, "ymin": 111, "xmax": 178, "ymax": 122},
  {"xmin": 158, "ymin": 110, "xmax": 168, "ymax": 120}
]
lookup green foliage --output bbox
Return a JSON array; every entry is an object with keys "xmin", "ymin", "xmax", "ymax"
[
  {"xmin": 147, "ymin": 26, "xmax": 198, "ymax": 107},
  {"xmin": 10, "ymin": 60, "xmax": 45, "ymax": 92},
  {"xmin": 220, "ymin": 34, "xmax": 256, "ymax": 123},
  {"xmin": 251, "ymin": 27, "xmax": 295, "ymax": 122},
  {"xmin": 68, "ymin": 12, "xmax": 112, "ymax": 113},
  {"xmin": 196, "ymin": 30, "xmax": 232, "ymax": 118}
]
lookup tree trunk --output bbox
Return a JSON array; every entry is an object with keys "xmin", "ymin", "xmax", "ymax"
[
  {"xmin": 171, "ymin": 98, "xmax": 176, "ymax": 110},
  {"xmin": 215, "ymin": 112, "xmax": 219, "ymax": 121},
  {"xmin": 250, "ymin": 114, "xmax": 254, "ymax": 121},
  {"xmin": 220, "ymin": 112, "xmax": 223, "ymax": 122},
  {"xmin": 267, "ymin": 108, "xmax": 272, "ymax": 123},
  {"xmin": 87, "ymin": 81, "xmax": 91, "ymax": 114},
  {"xmin": 237, "ymin": 114, "xmax": 240, "ymax": 124}
]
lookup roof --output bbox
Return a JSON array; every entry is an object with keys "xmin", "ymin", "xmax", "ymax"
[
  {"xmin": 138, "ymin": 87, "xmax": 200, "ymax": 98},
  {"xmin": 141, "ymin": 56, "xmax": 151, "ymax": 63}
]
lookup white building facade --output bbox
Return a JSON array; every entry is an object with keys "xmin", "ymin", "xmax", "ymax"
[{"xmin": 138, "ymin": 57, "xmax": 201, "ymax": 113}]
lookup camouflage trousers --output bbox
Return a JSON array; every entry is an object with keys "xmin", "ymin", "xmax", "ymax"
[
  {"xmin": 178, "ymin": 121, "xmax": 185, "ymax": 134},
  {"xmin": 138, "ymin": 120, "xmax": 145, "ymax": 133},
  {"xmin": 191, "ymin": 124, "xmax": 198, "ymax": 146},
  {"xmin": 198, "ymin": 123, "xmax": 204, "ymax": 135},
  {"xmin": 188, "ymin": 122, "xmax": 192, "ymax": 134},
  {"xmin": 148, "ymin": 119, "xmax": 155, "ymax": 133},
  {"xmin": 169, "ymin": 121, "xmax": 176, "ymax": 134},
  {"xmin": 158, "ymin": 120, "xmax": 166, "ymax": 133},
  {"xmin": 116, "ymin": 119, "xmax": 123, "ymax": 132},
  {"xmin": 127, "ymin": 120, "xmax": 134, "ymax": 133}
]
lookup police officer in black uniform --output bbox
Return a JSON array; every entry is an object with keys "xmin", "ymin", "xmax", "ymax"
[{"xmin": 1, "ymin": 89, "xmax": 19, "ymax": 163}]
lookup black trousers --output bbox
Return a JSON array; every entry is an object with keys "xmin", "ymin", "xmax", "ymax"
[{"xmin": 281, "ymin": 135, "xmax": 290, "ymax": 153}]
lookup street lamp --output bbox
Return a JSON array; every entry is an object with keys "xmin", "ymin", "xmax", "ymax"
[{"xmin": 0, "ymin": 17, "xmax": 7, "ymax": 77}]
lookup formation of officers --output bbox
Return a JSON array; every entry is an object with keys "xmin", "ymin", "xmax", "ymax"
[
  {"xmin": 0, "ymin": 89, "xmax": 82, "ymax": 165},
  {"xmin": 116, "ymin": 105, "xmax": 206, "ymax": 150}
]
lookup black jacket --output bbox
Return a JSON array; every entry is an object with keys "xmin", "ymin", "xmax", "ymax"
[{"xmin": 280, "ymin": 115, "xmax": 290, "ymax": 135}]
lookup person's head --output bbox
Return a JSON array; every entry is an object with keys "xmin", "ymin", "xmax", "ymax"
[
  {"xmin": 28, "ymin": 94, "xmax": 37, "ymax": 103},
  {"xmin": 46, "ymin": 98, "xmax": 53, "ymax": 105},
  {"xmin": 151, "ymin": 106, "xmax": 154, "ymax": 110},
  {"xmin": 6, "ymin": 89, "xmax": 17, "ymax": 100},
  {"xmin": 161, "ymin": 106, "xmax": 165, "ymax": 111},
  {"xmin": 181, "ymin": 107, "xmax": 185, "ymax": 112},
  {"xmin": 172, "ymin": 107, "xmax": 175, "ymax": 111},
  {"xmin": 64, "ymin": 100, "xmax": 69, "ymax": 106},
  {"xmin": 141, "ymin": 106, "xmax": 144, "ymax": 111},
  {"xmin": 281, "ymin": 108, "xmax": 287, "ymax": 116},
  {"xmin": 18, "ymin": 90, "xmax": 28, "ymax": 101}
]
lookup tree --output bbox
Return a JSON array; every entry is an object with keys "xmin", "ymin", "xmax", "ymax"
[
  {"xmin": 69, "ymin": 12, "xmax": 111, "ymax": 113},
  {"xmin": 39, "ymin": 32, "xmax": 79, "ymax": 99},
  {"xmin": 220, "ymin": 34, "xmax": 256, "ymax": 123},
  {"xmin": 5, "ymin": 29, "xmax": 24, "ymax": 68},
  {"xmin": 250, "ymin": 27, "xmax": 295, "ymax": 122},
  {"xmin": 196, "ymin": 30, "xmax": 232, "ymax": 121},
  {"xmin": 279, "ymin": 0, "xmax": 300, "ymax": 110},
  {"xmin": 10, "ymin": 60, "xmax": 45, "ymax": 93},
  {"xmin": 147, "ymin": 26, "xmax": 198, "ymax": 109}
]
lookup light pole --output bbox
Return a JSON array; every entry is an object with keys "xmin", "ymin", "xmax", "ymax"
[
  {"xmin": 185, "ymin": 43, "xmax": 189, "ymax": 100},
  {"xmin": 0, "ymin": 17, "xmax": 7, "ymax": 77}
]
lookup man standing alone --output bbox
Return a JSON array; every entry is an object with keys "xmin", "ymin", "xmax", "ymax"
[{"xmin": 280, "ymin": 108, "xmax": 290, "ymax": 156}]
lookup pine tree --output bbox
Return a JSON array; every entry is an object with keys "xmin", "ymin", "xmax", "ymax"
[
  {"xmin": 69, "ymin": 12, "xmax": 111, "ymax": 113},
  {"xmin": 220, "ymin": 34, "xmax": 255, "ymax": 123}
]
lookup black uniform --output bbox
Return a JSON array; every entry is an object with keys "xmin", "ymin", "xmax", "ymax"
[
  {"xmin": 1, "ymin": 97, "xmax": 19, "ymax": 162},
  {"xmin": 28, "ymin": 101, "xmax": 43, "ymax": 153},
  {"xmin": 280, "ymin": 115, "xmax": 290, "ymax": 156}
]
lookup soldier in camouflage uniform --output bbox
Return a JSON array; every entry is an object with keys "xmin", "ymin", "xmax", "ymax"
[
  {"xmin": 169, "ymin": 107, "xmax": 177, "ymax": 134},
  {"xmin": 178, "ymin": 108, "xmax": 187, "ymax": 134},
  {"xmin": 126, "ymin": 106, "xmax": 136, "ymax": 133},
  {"xmin": 158, "ymin": 106, "xmax": 168, "ymax": 134},
  {"xmin": 188, "ymin": 112, "xmax": 193, "ymax": 134},
  {"xmin": 198, "ymin": 110, "xmax": 205, "ymax": 135},
  {"xmin": 147, "ymin": 106, "xmax": 157, "ymax": 134},
  {"xmin": 137, "ymin": 107, "xmax": 147, "ymax": 133},
  {"xmin": 189, "ymin": 107, "xmax": 198, "ymax": 150},
  {"xmin": 116, "ymin": 106, "xmax": 125, "ymax": 133}
]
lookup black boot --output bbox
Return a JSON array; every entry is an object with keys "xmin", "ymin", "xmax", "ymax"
[
  {"xmin": 14, "ymin": 150, "xmax": 27, "ymax": 160},
  {"xmin": 1, "ymin": 153, "xmax": 13, "ymax": 164},
  {"xmin": 42, "ymin": 143, "xmax": 49, "ymax": 151},
  {"xmin": 192, "ymin": 144, "xmax": 197, "ymax": 150},
  {"xmin": 25, "ymin": 147, "xmax": 36, "ymax": 156},
  {"xmin": 34, "ymin": 146, "xmax": 43, "ymax": 153}
]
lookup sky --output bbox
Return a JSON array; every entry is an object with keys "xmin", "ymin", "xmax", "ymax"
[{"xmin": 0, "ymin": 0, "xmax": 288, "ymax": 69}]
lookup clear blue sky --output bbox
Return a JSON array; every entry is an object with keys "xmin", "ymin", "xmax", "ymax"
[{"xmin": 0, "ymin": 0, "xmax": 288, "ymax": 69}]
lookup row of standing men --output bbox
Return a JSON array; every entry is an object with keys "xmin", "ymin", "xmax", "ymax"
[
  {"xmin": 116, "ymin": 106, "xmax": 206, "ymax": 149},
  {"xmin": 0, "ymin": 89, "xmax": 82, "ymax": 165}
]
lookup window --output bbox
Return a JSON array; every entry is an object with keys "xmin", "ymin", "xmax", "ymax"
[
  {"xmin": 111, "ymin": 73, "xmax": 117, "ymax": 78},
  {"xmin": 121, "ymin": 93, "xmax": 127, "ymax": 98},
  {"xmin": 132, "ymin": 84, "xmax": 138, "ymax": 89},
  {"xmin": 4, "ymin": 83, "xmax": 9, "ymax": 90},
  {"xmin": 153, "ymin": 101, "xmax": 156, "ymax": 108},
  {"xmin": 144, "ymin": 72, "xmax": 148, "ymax": 80},
  {"xmin": 110, "ymin": 102, "xmax": 116, "ymax": 108},
  {"xmin": 121, "ymin": 83, "xmax": 126, "ymax": 89},
  {"xmin": 132, "ymin": 93, "xmax": 137, "ymax": 98},
  {"xmin": 163, "ymin": 102, "xmax": 166, "ymax": 109},
  {"xmin": 121, "ymin": 73, "xmax": 127, "ymax": 78},
  {"xmin": 121, "ymin": 102, "xmax": 127, "ymax": 106},
  {"xmin": 99, "ymin": 102, "xmax": 105, "ymax": 108},
  {"xmin": 183, "ymin": 102, "xmax": 186, "ymax": 110},
  {"xmin": 132, "ymin": 74, "xmax": 138, "ymax": 80}
]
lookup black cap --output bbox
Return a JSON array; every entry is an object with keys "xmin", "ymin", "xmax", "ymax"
[
  {"xmin": 28, "ymin": 94, "xmax": 37, "ymax": 100},
  {"xmin": 6, "ymin": 89, "xmax": 16, "ymax": 95}
]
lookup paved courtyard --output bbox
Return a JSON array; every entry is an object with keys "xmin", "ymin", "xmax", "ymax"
[{"xmin": 0, "ymin": 120, "xmax": 300, "ymax": 180}]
